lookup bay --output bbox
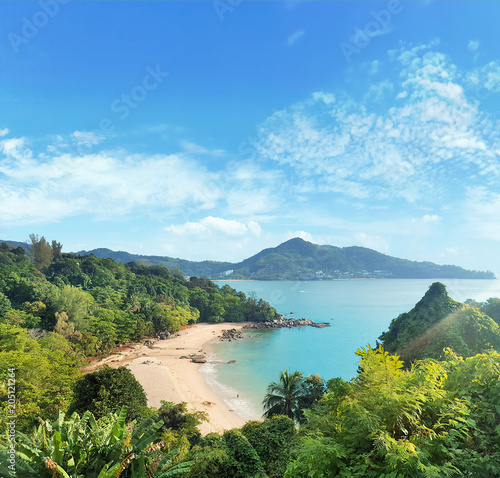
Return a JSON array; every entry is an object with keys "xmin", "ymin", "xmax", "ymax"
[{"xmin": 202, "ymin": 279, "xmax": 500, "ymax": 418}]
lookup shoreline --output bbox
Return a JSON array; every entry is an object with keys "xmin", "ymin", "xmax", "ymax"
[{"xmin": 93, "ymin": 323, "xmax": 260, "ymax": 434}]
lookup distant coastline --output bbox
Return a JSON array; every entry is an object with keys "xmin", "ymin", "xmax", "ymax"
[{"xmin": 66, "ymin": 237, "xmax": 494, "ymax": 281}]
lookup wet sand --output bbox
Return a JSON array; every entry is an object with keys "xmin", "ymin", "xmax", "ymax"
[{"xmin": 94, "ymin": 323, "xmax": 258, "ymax": 434}]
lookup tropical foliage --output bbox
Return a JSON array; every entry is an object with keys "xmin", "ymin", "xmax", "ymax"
[
  {"xmin": 0, "ymin": 406, "xmax": 193, "ymax": 478},
  {"xmin": 262, "ymin": 370, "xmax": 326, "ymax": 423},
  {"xmin": 2, "ymin": 239, "xmax": 500, "ymax": 477},
  {"xmin": 379, "ymin": 282, "xmax": 500, "ymax": 363},
  {"xmin": 284, "ymin": 346, "xmax": 500, "ymax": 477},
  {"xmin": 68, "ymin": 365, "xmax": 149, "ymax": 422},
  {"xmin": 185, "ymin": 417, "xmax": 297, "ymax": 478}
]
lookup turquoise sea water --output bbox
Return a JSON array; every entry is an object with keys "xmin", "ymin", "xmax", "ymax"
[{"xmin": 201, "ymin": 279, "xmax": 500, "ymax": 419}]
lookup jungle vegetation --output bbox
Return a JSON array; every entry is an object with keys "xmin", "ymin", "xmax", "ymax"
[{"xmin": 1, "ymin": 238, "xmax": 499, "ymax": 477}]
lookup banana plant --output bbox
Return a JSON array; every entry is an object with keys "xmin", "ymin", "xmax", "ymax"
[{"xmin": 0, "ymin": 406, "xmax": 193, "ymax": 478}]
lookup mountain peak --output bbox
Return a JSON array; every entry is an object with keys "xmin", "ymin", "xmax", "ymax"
[{"xmin": 281, "ymin": 237, "xmax": 310, "ymax": 246}]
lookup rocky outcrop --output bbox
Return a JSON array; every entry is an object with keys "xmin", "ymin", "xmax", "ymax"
[
  {"xmin": 179, "ymin": 353, "xmax": 207, "ymax": 363},
  {"xmin": 191, "ymin": 355, "xmax": 207, "ymax": 363},
  {"xmin": 219, "ymin": 329, "xmax": 244, "ymax": 341},
  {"xmin": 244, "ymin": 317, "xmax": 330, "ymax": 330}
]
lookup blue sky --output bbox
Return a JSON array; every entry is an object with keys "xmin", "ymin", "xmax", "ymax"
[{"xmin": 0, "ymin": 0, "xmax": 499, "ymax": 273}]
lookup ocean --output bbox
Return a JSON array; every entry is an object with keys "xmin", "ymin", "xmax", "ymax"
[{"xmin": 200, "ymin": 279, "xmax": 500, "ymax": 420}]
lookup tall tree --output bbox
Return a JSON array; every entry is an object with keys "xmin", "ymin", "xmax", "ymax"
[
  {"xmin": 28, "ymin": 233, "xmax": 53, "ymax": 269},
  {"xmin": 51, "ymin": 240, "xmax": 63, "ymax": 260}
]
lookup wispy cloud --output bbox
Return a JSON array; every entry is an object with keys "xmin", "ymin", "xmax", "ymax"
[
  {"xmin": 166, "ymin": 216, "xmax": 261, "ymax": 237},
  {"xmin": 355, "ymin": 233, "xmax": 390, "ymax": 252},
  {"xmin": 0, "ymin": 132, "xmax": 283, "ymax": 231},
  {"xmin": 71, "ymin": 131, "xmax": 105, "ymax": 147},
  {"xmin": 422, "ymin": 214, "xmax": 441, "ymax": 223},
  {"xmin": 369, "ymin": 60, "xmax": 380, "ymax": 75},
  {"xmin": 463, "ymin": 186, "xmax": 500, "ymax": 241},
  {"xmin": 468, "ymin": 61, "xmax": 500, "ymax": 93},
  {"xmin": 287, "ymin": 29, "xmax": 305, "ymax": 46},
  {"xmin": 254, "ymin": 43, "xmax": 499, "ymax": 207},
  {"xmin": 180, "ymin": 140, "xmax": 225, "ymax": 156},
  {"xmin": 468, "ymin": 39, "xmax": 480, "ymax": 52},
  {"xmin": 0, "ymin": 141, "xmax": 220, "ymax": 225},
  {"xmin": 163, "ymin": 216, "xmax": 263, "ymax": 261}
]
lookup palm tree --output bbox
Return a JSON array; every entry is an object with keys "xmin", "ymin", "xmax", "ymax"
[{"xmin": 262, "ymin": 369, "xmax": 307, "ymax": 423}]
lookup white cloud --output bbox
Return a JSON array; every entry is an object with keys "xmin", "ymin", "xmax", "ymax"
[
  {"xmin": 285, "ymin": 230, "xmax": 314, "ymax": 243},
  {"xmin": 422, "ymin": 214, "xmax": 441, "ymax": 223},
  {"xmin": 468, "ymin": 40, "xmax": 480, "ymax": 52},
  {"xmin": 469, "ymin": 61, "xmax": 500, "ymax": 93},
  {"xmin": 0, "ymin": 137, "xmax": 31, "ymax": 161},
  {"xmin": 71, "ymin": 131, "xmax": 104, "ymax": 146},
  {"xmin": 225, "ymin": 188, "xmax": 279, "ymax": 217},
  {"xmin": 287, "ymin": 29, "xmax": 305, "ymax": 46},
  {"xmin": 180, "ymin": 140, "xmax": 225, "ymax": 156},
  {"xmin": 166, "ymin": 216, "xmax": 261, "ymax": 237},
  {"xmin": 463, "ymin": 186, "xmax": 500, "ymax": 241},
  {"xmin": 162, "ymin": 217, "xmax": 263, "ymax": 261},
  {"xmin": 0, "ymin": 144, "xmax": 223, "ymax": 225},
  {"xmin": 0, "ymin": 128, "xmax": 9, "ymax": 137},
  {"xmin": 369, "ymin": 60, "xmax": 380, "ymax": 75},
  {"xmin": 364, "ymin": 80, "xmax": 394, "ymax": 102},
  {"xmin": 354, "ymin": 233, "xmax": 390, "ymax": 252},
  {"xmin": 254, "ymin": 44, "xmax": 500, "ymax": 205}
]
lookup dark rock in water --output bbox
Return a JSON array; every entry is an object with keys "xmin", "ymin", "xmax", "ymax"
[
  {"xmin": 244, "ymin": 317, "xmax": 331, "ymax": 330},
  {"xmin": 220, "ymin": 328, "xmax": 243, "ymax": 341},
  {"xmin": 228, "ymin": 360, "xmax": 237, "ymax": 364}
]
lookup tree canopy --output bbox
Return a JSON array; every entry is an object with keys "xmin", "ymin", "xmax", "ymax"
[{"xmin": 379, "ymin": 282, "xmax": 500, "ymax": 363}]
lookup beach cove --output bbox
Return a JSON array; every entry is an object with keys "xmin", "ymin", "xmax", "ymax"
[
  {"xmin": 85, "ymin": 279, "xmax": 500, "ymax": 436},
  {"xmin": 88, "ymin": 322, "xmax": 260, "ymax": 435}
]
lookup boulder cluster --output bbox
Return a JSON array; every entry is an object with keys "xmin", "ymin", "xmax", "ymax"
[
  {"xmin": 219, "ymin": 328, "xmax": 244, "ymax": 341},
  {"xmin": 156, "ymin": 331, "xmax": 170, "ymax": 340},
  {"xmin": 244, "ymin": 317, "xmax": 330, "ymax": 330},
  {"xmin": 179, "ymin": 353, "xmax": 207, "ymax": 363}
]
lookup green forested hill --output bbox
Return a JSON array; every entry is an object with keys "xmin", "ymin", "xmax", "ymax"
[
  {"xmin": 74, "ymin": 247, "xmax": 233, "ymax": 277},
  {"xmin": 379, "ymin": 282, "xmax": 500, "ymax": 363},
  {"xmin": 66, "ymin": 237, "xmax": 495, "ymax": 280}
]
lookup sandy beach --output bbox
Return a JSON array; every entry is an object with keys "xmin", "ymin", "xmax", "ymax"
[{"xmin": 91, "ymin": 323, "xmax": 260, "ymax": 435}]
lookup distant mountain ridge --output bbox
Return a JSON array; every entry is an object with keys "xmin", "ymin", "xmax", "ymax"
[
  {"xmin": 1, "ymin": 237, "xmax": 494, "ymax": 280},
  {"xmin": 76, "ymin": 238, "xmax": 494, "ymax": 280},
  {"xmin": 73, "ymin": 247, "xmax": 233, "ymax": 277}
]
